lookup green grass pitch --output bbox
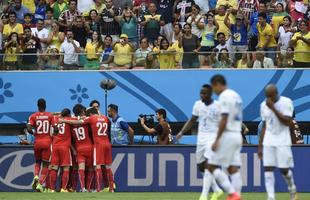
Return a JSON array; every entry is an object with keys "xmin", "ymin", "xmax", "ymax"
[{"xmin": 0, "ymin": 192, "xmax": 309, "ymax": 200}]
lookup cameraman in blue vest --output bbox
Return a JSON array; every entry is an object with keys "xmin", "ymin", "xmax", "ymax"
[{"xmin": 108, "ymin": 104, "xmax": 134, "ymax": 145}]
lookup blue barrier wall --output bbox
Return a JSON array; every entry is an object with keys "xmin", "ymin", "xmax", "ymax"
[
  {"xmin": 0, "ymin": 70, "xmax": 309, "ymax": 123},
  {"xmin": 0, "ymin": 146, "xmax": 309, "ymax": 192}
]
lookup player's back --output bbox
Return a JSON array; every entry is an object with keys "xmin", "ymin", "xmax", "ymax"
[
  {"xmin": 219, "ymin": 89, "xmax": 242, "ymax": 133},
  {"xmin": 86, "ymin": 115, "xmax": 110, "ymax": 144},
  {"xmin": 261, "ymin": 96, "xmax": 293, "ymax": 146},
  {"xmin": 52, "ymin": 116, "xmax": 72, "ymax": 147},
  {"xmin": 71, "ymin": 116, "xmax": 93, "ymax": 150},
  {"xmin": 28, "ymin": 111, "xmax": 53, "ymax": 142}
]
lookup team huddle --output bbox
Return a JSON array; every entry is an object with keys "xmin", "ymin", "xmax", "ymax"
[
  {"xmin": 27, "ymin": 101, "xmax": 114, "ymax": 193},
  {"xmin": 177, "ymin": 75, "xmax": 297, "ymax": 200}
]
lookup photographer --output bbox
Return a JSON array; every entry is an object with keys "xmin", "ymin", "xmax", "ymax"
[{"xmin": 139, "ymin": 108, "xmax": 172, "ymax": 145}]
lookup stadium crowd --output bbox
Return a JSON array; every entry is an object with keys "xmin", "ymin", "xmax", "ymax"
[{"xmin": 0, "ymin": 0, "xmax": 309, "ymax": 70}]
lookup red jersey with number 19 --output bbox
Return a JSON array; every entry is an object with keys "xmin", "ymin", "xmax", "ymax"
[
  {"xmin": 83, "ymin": 115, "xmax": 110, "ymax": 144},
  {"xmin": 71, "ymin": 116, "xmax": 93, "ymax": 150}
]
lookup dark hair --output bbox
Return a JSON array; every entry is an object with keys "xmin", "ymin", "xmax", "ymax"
[
  {"xmin": 61, "ymin": 108, "xmax": 71, "ymax": 117},
  {"xmin": 192, "ymin": 4, "xmax": 201, "ymax": 11},
  {"xmin": 299, "ymin": 19, "xmax": 309, "ymax": 27},
  {"xmin": 174, "ymin": 23, "xmax": 182, "ymax": 30},
  {"xmin": 183, "ymin": 23, "xmax": 192, "ymax": 29},
  {"xmin": 37, "ymin": 19, "xmax": 44, "ymax": 23},
  {"xmin": 218, "ymin": 48, "xmax": 229, "ymax": 61},
  {"xmin": 105, "ymin": 35, "xmax": 113, "ymax": 41},
  {"xmin": 73, "ymin": 104, "xmax": 85, "ymax": 116},
  {"xmin": 89, "ymin": 9, "xmax": 98, "ymax": 17},
  {"xmin": 108, "ymin": 104, "xmax": 118, "ymax": 113},
  {"xmin": 210, "ymin": 74, "xmax": 227, "ymax": 86},
  {"xmin": 156, "ymin": 108, "xmax": 167, "ymax": 119},
  {"xmin": 69, "ymin": 0, "xmax": 77, "ymax": 4},
  {"xmin": 159, "ymin": 38, "xmax": 169, "ymax": 50},
  {"xmin": 86, "ymin": 107, "xmax": 99, "ymax": 116},
  {"xmin": 37, "ymin": 98, "xmax": 46, "ymax": 110},
  {"xmin": 140, "ymin": 37, "xmax": 149, "ymax": 44},
  {"xmin": 276, "ymin": 3, "xmax": 284, "ymax": 10},
  {"xmin": 8, "ymin": 11, "xmax": 16, "ymax": 17},
  {"xmin": 258, "ymin": 12, "xmax": 267, "ymax": 19},
  {"xmin": 24, "ymin": 26, "xmax": 31, "ymax": 31},
  {"xmin": 92, "ymin": 31, "xmax": 104, "ymax": 49},
  {"xmin": 66, "ymin": 29, "xmax": 73, "ymax": 34},
  {"xmin": 46, "ymin": 7, "xmax": 53, "ymax": 13},
  {"xmin": 287, "ymin": 46, "xmax": 294, "ymax": 51},
  {"xmin": 89, "ymin": 100, "xmax": 100, "ymax": 107},
  {"xmin": 202, "ymin": 84, "xmax": 212, "ymax": 91},
  {"xmin": 24, "ymin": 13, "xmax": 32, "ymax": 18},
  {"xmin": 217, "ymin": 32, "xmax": 225, "ymax": 38},
  {"xmin": 283, "ymin": 16, "xmax": 292, "ymax": 23}
]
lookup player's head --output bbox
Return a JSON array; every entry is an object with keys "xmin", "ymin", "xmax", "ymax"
[
  {"xmin": 86, "ymin": 107, "xmax": 99, "ymax": 116},
  {"xmin": 73, "ymin": 104, "xmax": 86, "ymax": 117},
  {"xmin": 89, "ymin": 100, "xmax": 100, "ymax": 111},
  {"xmin": 61, "ymin": 108, "xmax": 71, "ymax": 117},
  {"xmin": 156, "ymin": 108, "xmax": 167, "ymax": 120},
  {"xmin": 37, "ymin": 98, "xmax": 46, "ymax": 111},
  {"xmin": 210, "ymin": 74, "xmax": 227, "ymax": 95},
  {"xmin": 200, "ymin": 84, "xmax": 212, "ymax": 102},
  {"xmin": 265, "ymin": 84, "xmax": 279, "ymax": 102},
  {"xmin": 108, "ymin": 104, "xmax": 118, "ymax": 118}
]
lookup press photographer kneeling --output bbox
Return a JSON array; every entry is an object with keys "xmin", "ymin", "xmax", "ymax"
[{"xmin": 139, "ymin": 109, "xmax": 172, "ymax": 145}]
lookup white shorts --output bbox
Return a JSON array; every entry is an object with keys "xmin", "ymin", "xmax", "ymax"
[
  {"xmin": 196, "ymin": 135, "xmax": 217, "ymax": 164},
  {"xmin": 263, "ymin": 146, "xmax": 294, "ymax": 168},
  {"xmin": 208, "ymin": 132, "xmax": 242, "ymax": 168}
]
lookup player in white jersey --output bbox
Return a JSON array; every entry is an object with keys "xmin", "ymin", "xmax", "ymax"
[
  {"xmin": 176, "ymin": 84, "xmax": 223, "ymax": 200},
  {"xmin": 258, "ymin": 84, "xmax": 297, "ymax": 200},
  {"xmin": 207, "ymin": 74, "xmax": 242, "ymax": 200}
]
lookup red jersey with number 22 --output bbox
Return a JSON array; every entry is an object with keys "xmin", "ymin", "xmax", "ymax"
[{"xmin": 83, "ymin": 115, "xmax": 110, "ymax": 144}]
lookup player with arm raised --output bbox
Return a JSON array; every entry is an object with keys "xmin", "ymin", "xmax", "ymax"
[
  {"xmin": 258, "ymin": 84, "xmax": 297, "ymax": 200},
  {"xmin": 71, "ymin": 104, "xmax": 94, "ymax": 192},
  {"xmin": 176, "ymin": 84, "xmax": 223, "ymax": 200},
  {"xmin": 208, "ymin": 75, "xmax": 243, "ymax": 200},
  {"xmin": 27, "ymin": 98, "xmax": 53, "ymax": 192}
]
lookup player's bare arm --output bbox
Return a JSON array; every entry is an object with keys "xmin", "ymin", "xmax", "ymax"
[
  {"xmin": 258, "ymin": 121, "xmax": 266, "ymax": 160},
  {"xmin": 212, "ymin": 114, "xmax": 228, "ymax": 151},
  {"xmin": 266, "ymin": 98, "xmax": 293, "ymax": 126},
  {"xmin": 176, "ymin": 115, "xmax": 198, "ymax": 140}
]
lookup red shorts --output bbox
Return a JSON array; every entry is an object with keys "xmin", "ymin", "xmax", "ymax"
[
  {"xmin": 50, "ymin": 145, "xmax": 72, "ymax": 166},
  {"xmin": 34, "ymin": 140, "xmax": 51, "ymax": 162},
  {"xmin": 77, "ymin": 145, "xmax": 93, "ymax": 168},
  {"xmin": 93, "ymin": 142, "xmax": 112, "ymax": 166}
]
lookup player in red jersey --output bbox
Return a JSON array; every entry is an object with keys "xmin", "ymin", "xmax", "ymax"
[
  {"xmin": 71, "ymin": 104, "xmax": 94, "ymax": 192},
  {"xmin": 49, "ymin": 108, "xmax": 73, "ymax": 192},
  {"xmin": 27, "ymin": 98, "xmax": 53, "ymax": 192},
  {"xmin": 61, "ymin": 107, "xmax": 114, "ymax": 192}
]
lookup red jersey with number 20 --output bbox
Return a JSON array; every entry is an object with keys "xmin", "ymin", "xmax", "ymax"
[
  {"xmin": 52, "ymin": 116, "xmax": 72, "ymax": 147},
  {"xmin": 83, "ymin": 115, "xmax": 110, "ymax": 144},
  {"xmin": 71, "ymin": 116, "xmax": 93, "ymax": 150},
  {"xmin": 28, "ymin": 112, "xmax": 53, "ymax": 142}
]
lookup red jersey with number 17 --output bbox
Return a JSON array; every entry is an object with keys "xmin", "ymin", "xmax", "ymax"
[
  {"xmin": 52, "ymin": 116, "xmax": 72, "ymax": 147},
  {"xmin": 83, "ymin": 115, "xmax": 110, "ymax": 144},
  {"xmin": 71, "ymin": 116, "xmax": 93, "ymax": 150},
  {"xmin": 28, "ymin": 112, "xmax": 53, "ymax": 142}
]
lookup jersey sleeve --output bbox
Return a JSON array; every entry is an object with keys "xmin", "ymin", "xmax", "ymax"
[
  {"xmin": 28, "ymin": 114, "xmax": 35, "ymax": 126},
  {"xmin": 119, "ymin": 120, "xmax": 129, "ymax": 131},
  {"xmin": 219, "ymin": 94, "xmax": 230, "ymax": 114},
  {"xmin": 281, "ymin": 99, "xmax": 294, "ymax": 117},
  {"xmin": 192, "ymin": 102, "xmax": 199, "ymax": 117},
  {"xmin": 260, "ymin": 103, "xmax": 266, "ymax": 121}
]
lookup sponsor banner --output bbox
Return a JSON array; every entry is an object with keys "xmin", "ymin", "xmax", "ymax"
[
  {"xmin": 0, "ymin": 146, "xmax": 310, "ymax": 192},
  {"xmin": 0, "ymin": 70, "xmax": 310, "ymax": 123}
]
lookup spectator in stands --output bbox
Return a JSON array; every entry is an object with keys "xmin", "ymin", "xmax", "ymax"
[
  {"xmin": 21, "ymin": 26, "xmax": 42, "ymax": 70},
  {"xmin": 133, "ymin": 37, "xmax": 152, "ymax": 68},
  {"xmin": 156, "ymin": 0, "xmax": 174, "ymax": 43},
  {"xmin": 100, "ymin": 35, "xmax": 113, "ymax": 69},
  {"xmin": 34, "ymin": 0, "xmax": 47, "ymax": 23},
  {"xmin": 100, "ymin": 0, "xmax": 122, "ymax": 41},
  {"xmin": 87, "ymin": 9, "xmax": 101, "ymax": 38},
  {"xmin": 174, "ymin": 0, "xmax": 194, "ymax": 27},
  {"xmin": 215, "ymin": 32, "xmax": 233, "ymax": 60},
  {"xmin": 271, "ymin": 3, "xmax": 289, "ymax": 36},
  {"xmin": 278, "ymin": 47, "xmax": 294, "ymax": 68},
  {"xmin": 44, "ymin": 8, "xmax": 54, "ymax": 31},
  {"xmin": 3, "ymin": 32, "xmax": 21, "ymax": 70},
  {"xmin": 5, "ymin": 0, "xmax": 30, "ymax": 23},
  {"xmin": 19, "ymin": 128, "xmax": 35, "ymax": 145},
  {"xmin": 113, "ymin": 0, "xmax": 132, "ymax": 10},
  {"xmin": 249, "ymin": 3, "xmax": 270, "ymax": 51},
  {"xmin": 200, "ymin": 13, "xmax": 218, "ymax": 66},
  {"xmin": 2, "ymin": 11, "xmax": 24, "ymax": 39},
  {"xmin": 43, "ymin": 46, "xmax": 60, "ymax": 69},
  {"xmin": 179, "ymin": 23, "xmax": 200, "ymax": 68},
  {"xmin": 58, "ymin": 0, "xmax": 82, "ymax": 30},
  {"xmin": 186, "ymin": 4, "xmax": 204, "ymax": 39},
  {"xmin": 253, "ymin": 48, "xmax": 275, "ymax": 68},
  {"xmin": 257, "ymin": 12, "xmax": 277, "ymax": 61},
  {"xmin": 235, "ymin": 52, "xmax": 253, "ymax": 68},
  {"xmin": 77, "ymin": 0, "xmax": 92, "ymax": 16},
  {"xmin": 216, "ymin": 0, "xmax": 238, "ymax": 12},
  {"xmin": 141, "ymin": 2, "xmax": 163, "ymax": 44},
  {"xmin": 52, "ymin": 0, "xmax": 68, "ymax": 21},
  {"xmin": 90, "ymin": 0, "xmax": 106, "ymax": 14},
  {"xmin": 115, "ymin": 7, "xmax": 138, "ymax": 48},
  {"xmin": 237, "ymin": 0, "xmax": 259, "ymax": 20},
  {"xmin": 225, "ymin": 11, "xmax": 248, "ymax": 61},
  {"xmin": 171, "ymin": 24, "xmax": 183, "ymax": 67},
  {"xmin": 72, "ymin": 15, "xmax": 90, "ymax": 49},
  {"xmin": 110, "ymin": 34, "xmax": 134, "ymax": 69},
  {"xmin": 290, "ymin": 20, "xmax": 310, "ymax": 68},
  {"xmin": 108, "ymin": 103, "xmax": 134, "ymax": 145},
  {"xmin": 32, "ymin": 19, "xmax": 49, "ymax": 53},
  {"xmin": 211, "ymin": 48, "xmax": 233, "ymax": 68},
  {"xmin": 47, "ymin": 22, "xmax": 65, "ymax": 50},
  {"xmin": 288, "ymin": 0, "xmax": 305, "ymax": 26},
  {"xmin": 145, "ymin": 52, "xmax": 157, "ymax": 69},
  {"xmin": 0, "ymin": 14, "xmax": 9, "ymax": 62},
  {"xmin": 277, "ymin": 16, "xmax": 295, "ymax": 64},
  {"xmin": 133, "ymin": 0, "xmax": 151, "ymax": 42},
  {"xmin": 84, "ymin": 31, "xmax": 103, "ymax": 70},
  {"xmin": 22, "ymin": 0, "xmax": 35, "ymax": 14},
  {"xmin": 60, "ymin": 29, "xmax": 81, "ymax": 70},
  {"xmin": 155, "ymin": 38, "xmax": 176, "ymax": 69},
  {"xmin": 215, "ymin": 5, "xmax": 233, "ymax": 41},
  {"xmin": 23, "ymin": 13, "xmax": 36, "ymax": 28},
  {"xmin": 172, "ymin": 23, "xmax": 182, "ymax": 43}
]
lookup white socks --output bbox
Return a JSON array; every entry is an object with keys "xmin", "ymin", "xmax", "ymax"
[
  {"xmin": 265, "ymin": 171, "xmax": 275, "ymax": 200},
  {"xmin": 282, "ymin": 170, "xmax": 296, "ymax": 192},
  {"xmin": 213, "ymin": 168, "xmax": 235, "ymax": 194},
  {"xmin": 230, "ymin": 171, "xmax": 242, "ymax": 194},
  {"xmin": 201, "ymin": 169, "xmax": 213, "ymax": 198},
  {"xmin": 211, "ymin": 178, "xmax": 222, "ymax": 193}
]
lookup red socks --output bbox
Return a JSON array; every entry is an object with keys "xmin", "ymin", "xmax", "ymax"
[
  {"xmin": 61, "ymin": 170, "xmax": 69, "ymax": 190},
  {"xmin": 38, "ymin": 166, "xmax": 49, "ymax": 185},
  {"xmin": 78, "ymin": 169, "xmax": 85, "ymax": 190},
  {"xmin": 34, "ymin": 163, "xmax": 41, "ymax": 177},
  {"xmin": 106, "ymin": 168, "xmax": 114, "ymax": 191},
  {"xmin": 96, "ymin": 168, "xmax": 103, "ymax": 192},
  {"xmin": 49, "ymin": 169, "xmax": 57, "ymax": 190}
]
